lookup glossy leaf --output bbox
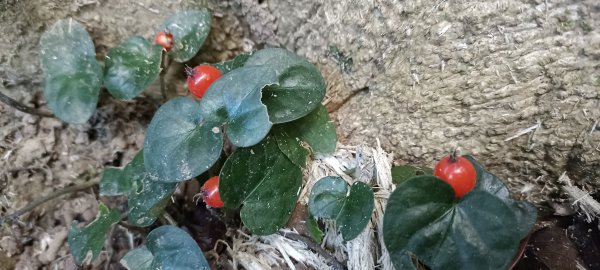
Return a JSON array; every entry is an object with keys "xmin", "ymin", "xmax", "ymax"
[
  {"xmin": 146, "ymin": 226, "xmax": 209, "ymax": 269},
  {"xmin": 121, "ymin": 246, "xmax": 153, "ymax": 270},
  {"xmin": 245, "ymin": 48, "xmax": 326, "ymax": 123},
  {"xmin": 391, "ymin": 165, "xmax": 433, "ymax": 185},
  {"xmin": 39, "ymin": 19, "xmax": 102, "ymax": 124},
  {"xmin": 144, "ymin": 97, "xmax": 223, "ymax": 182},
  {"xmin": 212, "ymin": 52, "xmax": 251, "ymax": 74},
  {"xmin": 160, "ymin": 9, "xmax": 212, "ymax": 62},
  {"xmin": 68, "ymin": 204, "xmax": 120, "ymax": 265},
  {"xmin": 219, "ymin": 137, "xmax": 302, "ymax": 235},
  {"xmin": 308, "ymin": 176, "xmax": 374, "ymax": 241},
  {"xmin": 273, "ymin": 104, "xmax": 336, "ymax": 155},
  {"xmin": 104, "ymin": 36, "xmax": 162, "ymax": 100},
  {"xmin": 199, "ymin": 66, "xmax": 278, "ymax": 147},
  {"xmin": 383, "ymin": 176, "xmax": 522, "ymax": 270}
]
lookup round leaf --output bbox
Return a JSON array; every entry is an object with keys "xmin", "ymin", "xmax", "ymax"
[
  {"xmin": 308, "ymin": 176, "xmax": 374, "ymax": 241},
  {"xmin": 160, "ymin": 9, "xmax": 212, "ymax": 62},
  {"xmin": 199, "ymin": 66, "xmax": 278, "ymax": 147},
  {"xmin": 273, "ymin": 129, "xmax": 309, "ymax": 168},
  {"xmin": 308, "ymin": 176, "xmax": 348, "ymax": 219},
  {"xmin": 40, "ymin": 19, "xmax": 102, "ymax": 124},
  {"xmin": 383, "ymin": 176, "xmax": 522, "ymax": 270},
  {"xmin": 146, "ymin": 225, "xmax": 209, "ymax": 270},
  {"xmin": 104, "ymin": 36, "xmax": 162, "ymax": 100},
  {"xmin": 144, "ymin": 97, "xmax": 223, "ymax": 182},
  {"xmin": 245, "ymin": 48, "xmax": 326, "ymax": 123},
  {"xmin": 273, "ymin": 104, "xmax": 336, "ymax": 155},
  {"xmin": 219, "ymin": 137, "xmax": 302, "ymax": 235}
]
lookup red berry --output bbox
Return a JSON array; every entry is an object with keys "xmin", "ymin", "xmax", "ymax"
[
  {"xmin": 433, "ymin": 155, "xmax": 477, "ymax": 198},
  {"xmin": 202, "ymin": 176, "xmax": 224, "ymax": 208},
  {"xmin": 154, "ymin": 32, "xmax": 174, "ymax": 51},
  {"xmin": 186, "ymin": 65, "xmax": 222, "ymax": 99}
]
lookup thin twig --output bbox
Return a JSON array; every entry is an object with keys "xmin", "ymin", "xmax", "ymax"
[
  {"xmin": 0, "ymin": 179, "xmax": 99, "ymax": 225},
  {"xmin": 0, "ymin": 90, "xmax": 54, "ymax": 118},
  {"xmin": 159, "ymin": 51, "xmax": 171, "ymax": 101},
  {"xmin": 277, "ymin": 231, "xmax": 346, "ymax": 270}
]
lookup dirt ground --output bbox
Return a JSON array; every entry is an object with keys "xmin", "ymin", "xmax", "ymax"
[{"xmin": 0, "ymin": 0, "xmax": 599, "ymax": 269}]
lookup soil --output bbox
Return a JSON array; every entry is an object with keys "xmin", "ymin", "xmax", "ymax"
[{"xmin": 0, "ymin": 0, "xmax": 598, "ymax": 269}]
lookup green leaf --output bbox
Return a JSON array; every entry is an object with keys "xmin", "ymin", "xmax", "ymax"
[
  {"xmin": 160, "ymin": 9, "xmax": 212, "ymax": 62},
  {"xmin": 104, "ymin": 36, "xmax": 162, "ymax": 100},
  {"xmin": 99, "ymin": 151, "xmax": 176, "ymax": 226},
  {"xmin": 39, "ymin": 19, "xmax": 102, "ymax": 124},
  {"xmin": 391, "ymin": 165, "xmax": 433, "ymax": 185},
  {"xmin": 124, "ymin": 151, "xmax": 177, "ymax": 227},
  {"xmin": 245, "ymin": 48, "xmax": 326, "ymax": 124},
  {"xmin": 68, "ymin": 204, "xmax": 120, "ymax": 265},
  {"xmin": 99, "ymin": 167, "xmax": 131, "ymax": 196},
  {"xmin": 212, "ymin": 53, "xmax": 251, "ymax": 74},
  {"xmin": 199, "ymin": 66, "xmax": 278, "ymax": 147},
  {"xmin": 146, "ymin": 225, "xmax": 209, "ymax": 270},
  {"xmin": 464, "ymin": 155, "xmax": 510, "ymax": 199},
  {"xmin": 273, "ymin": 129, "xmax": 309, "ymax": 168},
  {"xmin": 464, "ymin": 155, "xmax": 536, "ymax": 239},
  {"xmin": 308, "ymin": 176, "xmax": 374, "ymax": 241},
  {"xmin": 273, "ymin": 104, "xmax": 336, "ymax": 155},
  {"xmin": 306, "ymin": 214, "xmax": 324, "ymax": 244},
  {"xmin": 121, "ymin": 246, "xmax": 153, "ymax": 270},
  {"xmin": 144, "ymin": 96, "xmax": 223, "ymax": 182},
  {"xmin": 383, "ymin": 176, "xmax": 522, "ymax": 270},
  {"xmin": 219, "ymin": 137, "xmax": 302, "ymax": 235}
]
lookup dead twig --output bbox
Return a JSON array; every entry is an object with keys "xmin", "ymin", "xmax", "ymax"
[
  {"xmin": 0, "ymin": 89, "xmax": 54, "ymax": 118},
  {"xmin": 278, "ymin": 231, "xmax": 347, "ymax": 270},
  {"xmin": 0, "ymin": 179, "xmax": 99, "ymax": 225}
]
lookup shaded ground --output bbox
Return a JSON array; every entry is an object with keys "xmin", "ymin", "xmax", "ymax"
[{"xmin": 0, "ymin": 0, "xmax": 599, "ymax": 269}]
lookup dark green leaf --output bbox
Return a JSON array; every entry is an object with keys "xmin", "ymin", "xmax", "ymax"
[
  {"xmin": 99, "ymin": 167, "xmax": 131, "ymax": 196},
  {"xmin": 464, "ymin": 155, "xmax": 510, "ymax": 199},
  {"xmin": 336, "ymin": 182, "xmax": 375, "ymax": 240},
  {"xmin": 273, "ymin": 129, "xmax": 309, "ymax": 168},
  {"xmin": 391, "ymin": 165, "xmax": 433, "ymax": 185},
  {"xmin": 212, "ymin": 53, "xmax": 251, "ymax": 74},
  {"xmin": 383, "ymin": 176, "xmax": 522, "ymax": 270},
  {"xmin": 308, "ymin": 176, "xmax": 374, "ymax": 241},
  {"xmin": 146, "ymin": 225, "xmax": 209, "ymax": 270},
  {"xmin": 68, "ymin": 204, "xmax": 120, "ymax": 265},
  {"xmin": 306, "ymin": 214, "xmax": 324, "ymax": 244},
  {"xmin": 144, "ymin": 96, "xmax": 223, "ymax": 182},
  {"xmin": 199, "ymin": 66, "xmax": 278, "ymax": 147},
  {"xmin": 124, "ymin": 151, "xmax": 176, "ymax": 227},
  {"xmin": 273, "ymin": 104, "xmax": 336, "ymax": 155},
  {"xmin": 121, "ymin": 246, "xmax": 153, "ymax": 270},
  {"xmin": 219, "ymin": 137, "xmax": 302, "ymax": 235},
  {"xmin": 160, "ymin": 9, "xmax": 212, "ymax": 62},
  {"xmin": 464, "ymin": 155, "xmax": 536, "ymax": 239},
  {"xmin": 104, "ymin": 36, "xmax": 162, "ymax": 100},
  {"xmin": 244, "ymin": 48, "xmax": 326, "ymax": 123},
  {"xmin": 40, "ymin": 20, "xmax": 101, "ymax": 124},
  {"xmin": 308, "ymin": 176, "xmax": 348, "ymax": 219}
]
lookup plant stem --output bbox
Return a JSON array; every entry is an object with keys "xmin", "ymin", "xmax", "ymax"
[
  {"xmin": 159, "ymin": 51, "xmax": 171, "ymax": 101},
  {"xmin": 278, "ymin": 231, "xmax": 346, "ymax": 270},
  {"xmin": 0, "ymin": 89, "xmax": 54, "ymax": 118},
  {"xmin": 0, "ymin": 179, "xmax": 99, "ymax": 225}
]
